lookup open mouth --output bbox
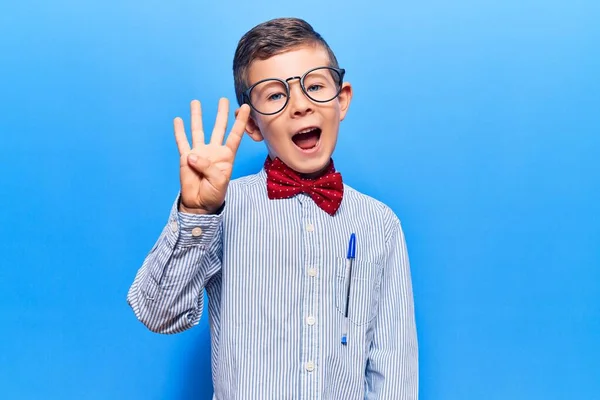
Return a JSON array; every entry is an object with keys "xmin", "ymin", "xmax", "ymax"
[{"xmin": 292, "ymin": 127, "xmax": 322, "ymax": 151}]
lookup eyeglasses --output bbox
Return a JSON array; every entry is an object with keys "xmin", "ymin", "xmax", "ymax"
[{"xmin": 242, "ymin": 66, "xmax": 346, "ymax": 115}]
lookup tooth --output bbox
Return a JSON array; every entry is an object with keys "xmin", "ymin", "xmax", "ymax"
[{"xmin": 298, "ymin": 127, "xmax": 315, "ymax": 135}]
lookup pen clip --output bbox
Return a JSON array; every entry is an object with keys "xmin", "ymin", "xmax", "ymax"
[{"xmin": 347, "ymin": 233, "xmax": 356, "ymax": 259}]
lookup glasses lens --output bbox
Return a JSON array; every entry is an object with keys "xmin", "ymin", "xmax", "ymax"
[
  {"xmin": 303, "ymin": 68, "xmax": 342, "ymax": 102},
  {"xmin": 249, "ymin": 79, "xmax": 288, "ymax": 114}
]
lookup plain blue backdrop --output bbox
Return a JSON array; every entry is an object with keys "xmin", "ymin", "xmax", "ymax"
[{"xmin": 1, "ymin": 0, "xmax": 599, "ymax": 399}]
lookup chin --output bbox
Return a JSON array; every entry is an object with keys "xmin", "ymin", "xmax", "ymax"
[{"xmin": 288, "ymin": 153, "xmax": 333, "ymax": 175}]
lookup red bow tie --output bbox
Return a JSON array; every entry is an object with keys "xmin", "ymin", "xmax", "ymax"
[{"xmin": 264, "ymin": 157, "xmax": 344, "ymax": 216}]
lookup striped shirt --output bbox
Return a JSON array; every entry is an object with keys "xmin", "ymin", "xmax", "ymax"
[{"xmin": 127, "ymin": 167, "xmax": 418, "ymax": 399}]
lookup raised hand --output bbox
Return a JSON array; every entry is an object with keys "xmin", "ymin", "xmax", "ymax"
[{"xmin": 174, "ymin": 98, "xmax": 251, "ymax": 214}]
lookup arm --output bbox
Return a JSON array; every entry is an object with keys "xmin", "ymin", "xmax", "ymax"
[
  {"xmin": 126, "ymin": 196, "xmax": 223, "ymax": 334},
  {"xmin": 126, "ymin": 98, "xmax": 249, "ymax": 334},
  {"xmin": 365, "ymin": 216, "xmax": 419, "ymax": 399}
]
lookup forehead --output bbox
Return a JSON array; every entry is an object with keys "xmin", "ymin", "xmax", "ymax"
[{"xmin": 247, "ymin": 45, "xmax": 331, "ymax": 84}]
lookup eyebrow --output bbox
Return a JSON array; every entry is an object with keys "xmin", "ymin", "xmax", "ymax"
[{"xmin": 250, "ymin": 65, "xmax": 330, "ymax": 85}]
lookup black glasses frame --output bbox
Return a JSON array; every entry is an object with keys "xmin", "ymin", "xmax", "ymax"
[{"xmin": 242, "ymin": 66, "xmax": 346, "ymax": 116}]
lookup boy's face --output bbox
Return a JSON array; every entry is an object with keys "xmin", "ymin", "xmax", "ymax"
[{"xmin": 243, "ymin": 45, "xmax": 352, "ymax": 176}]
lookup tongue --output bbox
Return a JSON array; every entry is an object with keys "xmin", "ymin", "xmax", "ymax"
[{"xmin": 293, "ymin": 130, "xmax": 320, "ymax": 150}]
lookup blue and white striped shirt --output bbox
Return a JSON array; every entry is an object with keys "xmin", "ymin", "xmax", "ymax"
[{"xmin": 127, "ymin": 167, "xmax": 418, "ymax": 399}]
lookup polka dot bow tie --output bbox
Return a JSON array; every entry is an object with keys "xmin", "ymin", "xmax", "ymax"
[{"xmin": 264, "ymin": 156, "xmax": 344, "ymax": 216}]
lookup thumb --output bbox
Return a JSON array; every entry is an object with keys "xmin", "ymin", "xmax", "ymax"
[{"xmin": 187, "ymin": 153, "xmax": 227, "ymax": 186}]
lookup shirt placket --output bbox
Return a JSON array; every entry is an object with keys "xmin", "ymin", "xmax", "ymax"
[{"xmin": 299, "ymin": 196, "xmax": 321, "ymax": 399}]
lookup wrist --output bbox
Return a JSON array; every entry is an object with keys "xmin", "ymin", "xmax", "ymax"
[
  {"xmin": 178, "ymin": 201, "xmax": 224, "ymax": 215},
  {"xmin": 178, "ymin": 203, "xmax": 212, "ymax": 215}
]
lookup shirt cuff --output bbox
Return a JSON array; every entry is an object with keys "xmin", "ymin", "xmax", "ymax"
[{"xmin": 164, "ymin": 195, "xmax": 223, "ymax": 247}]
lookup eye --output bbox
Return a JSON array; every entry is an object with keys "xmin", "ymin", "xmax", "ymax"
[
  {"xmin": 307, "ymin": 84, "xmax": 323, "ymax": 92},
  {"xmin": 267, "ymin": 92, "xmax": 286, "ymax": 101}
]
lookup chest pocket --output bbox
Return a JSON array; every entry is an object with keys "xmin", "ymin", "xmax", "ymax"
[{"xmin": 334, "ymin": 257, "xmax": 383, "ymax": 326}]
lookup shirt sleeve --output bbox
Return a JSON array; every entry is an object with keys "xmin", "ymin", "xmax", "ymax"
[
  {"xmin": 126, "ymin": 195, "xmax": 223, "ymax": 334},
  {"xmin": 365, "ymin": 215, "xmax": 419, "ymax": 399}
]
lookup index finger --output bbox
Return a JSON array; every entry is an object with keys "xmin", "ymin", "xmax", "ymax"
[
  {"xmin": 224, "ymin": 104, "xmax": 251, "ymax": 154},
  {"xmin": 173, "ymin": 117, "xmax": 191, "ymax": 155}
]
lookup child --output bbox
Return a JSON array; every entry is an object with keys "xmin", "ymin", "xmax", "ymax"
[{"xmin": 127, "ymin": 17, "xmax": 418, "ymax": 399}]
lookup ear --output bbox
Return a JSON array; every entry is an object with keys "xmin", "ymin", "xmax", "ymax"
[
  {"xmin": 235, "ymin": 107, "xmax": 264, "ymax": 142},
  {"xmin": 337, "ymin": 82, "xmax": 353, "ymax": 121}
]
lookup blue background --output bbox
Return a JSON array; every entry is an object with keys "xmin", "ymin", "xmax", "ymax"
[{"xmin": 1, "ymin": 1, "xmax": 599, "ymax": 399}]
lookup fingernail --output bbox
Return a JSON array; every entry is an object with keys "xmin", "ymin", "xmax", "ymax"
[{"xmin": 188, "ymin": 154, "xmax": 197, "ymax": 164}]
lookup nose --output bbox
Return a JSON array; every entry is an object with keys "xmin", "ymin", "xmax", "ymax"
[{"xmin": 287, "ymin": 81, "xmax": 313, "ymax": 117}]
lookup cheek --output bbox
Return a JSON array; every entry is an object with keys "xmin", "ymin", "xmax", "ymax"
[
  {"xmin": 324, "ymin": 108, "xmax": 342, "ymax": 126},
  {"xmin": 334, "ymin": 103, "xmax": 344, "ymax": 119},
  {"xmin": 257, "ymin": 116, "xmax": 289, "ymax": 145}
]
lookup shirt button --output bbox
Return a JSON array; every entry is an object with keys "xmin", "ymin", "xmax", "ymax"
[
  {"xmin": 305, "ymin": 223, "xmax": 314, "ymax": 232},
  {"xmin": 306, "ymin": 316, "xmax": 315, "ymax": 325},
  {"xmin": 191, "ymin": 227, "xmax": 203, "ymax": 237},
  {"xmin": 306, "ymin": 361, "xmax": 315, "ymax": 372},
  {"xmin": 170, "ymin": 221, "xmax": 178, "ymax": 232},
  {"xmin": 307, "ymin": 268, "xmax": 317, "ymax": 277}
]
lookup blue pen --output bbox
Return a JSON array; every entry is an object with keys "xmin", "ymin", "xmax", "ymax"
[{"xmin": 341, "ymin": 233, "xmax": 356, "ymax": 345}]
